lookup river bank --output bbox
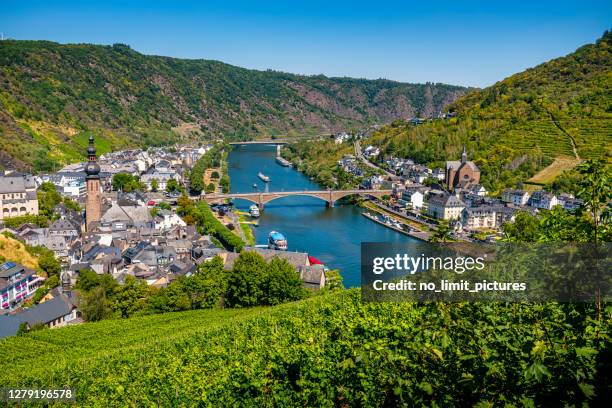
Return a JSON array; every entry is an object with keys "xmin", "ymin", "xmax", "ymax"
[{"xmin": 227, "ymin": 144, "xmax": 418, "ymax": 287}]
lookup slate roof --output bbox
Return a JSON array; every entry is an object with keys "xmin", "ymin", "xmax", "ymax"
[{"xmin": 0, "ymin": 294, "xmax": 76, "ymax": 338}]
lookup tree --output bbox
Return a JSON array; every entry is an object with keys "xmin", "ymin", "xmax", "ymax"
[
  {"xmin": 37, "ymin": 182, "xmax": 62, "ymax": 219},
  {"xmin": 210, "ymin": 171, "xmax": 220, "ymax": 179},
  {"xmin": 113, "ymin": 275, "xmax": 149, "ymax": 318},
  {"xmin": 576, "ymin": 159, "xmax": 611, "ymax": 244},
  {"xmin": 225, "ymin": 251, "xmax": 267, "ymax": 307},
  {"xmin": 79, "ymin": 286, "xmax": 114, "ymax": 322},
  {"xmin": 502, "ymin": 211, "xmax": 541, "ymax": 242},
  {"xmin": 150, "ymin": 178, "xmax": 159, "ymax": 192},
  {"xmin": 264, "ymin": 258, "xmax": 306, "ymax": 305},
  {"xmin": 205, "ymin": 183, "xmax": 216, "ymax": 193},
  {"xmin": 112, "ymin": 173, "xmax": 143, "ymax": 192},
  {"xmin": 220, "ymin": 175, "xmax": 230, "ymax": 193},
  {"xmin": 37, "ymin": 250, "xmax": 61, "ymax": 277},
  {"xmin": 183, "ymin": 257, "xmax": 227, "ymax": 309},
  {"xmin": 166, "ymin": 178, "xmax": 180, "ymax": 193},
  {"xmin": 431, "ymin": 220, "xmax": 452, "ymax": 242}
]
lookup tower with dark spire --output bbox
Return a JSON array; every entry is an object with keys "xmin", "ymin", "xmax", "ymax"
[
  {"xmin": 85, "ymin": 134, "xmax": 101, "ymax": 231},
  {"xmin": 461, "ymin": 145, "xmax": 467, "ymax": 164}
]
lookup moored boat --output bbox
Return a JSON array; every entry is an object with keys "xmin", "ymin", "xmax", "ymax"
[
  {"xmin": 275, "ymin": 156, "xmax": 291, "ymax": 167},
  {"xmin": 258, "ymin": 172, "xmax": 270, "ymax": 182},
  {"xmin": 268, "ymin": 231, "xmax": 288, "ymax": 250},
  {"xmin": 249, "ymin": 204, "xmax": 260, "ymax": 218}
]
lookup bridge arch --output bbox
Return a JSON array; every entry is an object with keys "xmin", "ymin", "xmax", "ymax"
[{"xmin": 201, "ymin": 189, "xmax": 392, "ymax": 211}]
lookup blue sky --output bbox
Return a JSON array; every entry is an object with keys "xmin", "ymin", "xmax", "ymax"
[{"xmin": 1, "ymin": 1, "xmax": 610, "ymax": 87}]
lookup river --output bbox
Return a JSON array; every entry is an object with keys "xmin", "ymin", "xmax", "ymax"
[{"xmin": 227, "ymin": 144, "xmax": 417, "ymax": 287}]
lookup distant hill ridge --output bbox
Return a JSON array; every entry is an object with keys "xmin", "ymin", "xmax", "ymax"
[
  {"xmin": 369, "ymin": 31, "xmax": 611, "ymax": 191},
  {"xmin": 0, "ymin": 40, "xmax": 469, "ymax": 171}
]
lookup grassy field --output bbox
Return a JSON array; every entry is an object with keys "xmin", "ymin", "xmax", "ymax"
[
  {"xmin": 527, "ymin": 156, "xmax": 581, "ymax": 184},
  {"xmin": 0, "ymin": 234, "xmax": 39, "ymax": 269}
]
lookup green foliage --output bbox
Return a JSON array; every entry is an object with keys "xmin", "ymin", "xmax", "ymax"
[
  {"xmin": 25, "ymin": 245, "xmax": 61, "ymax": 277},
  {"xmin": 150, "ymin": 178, "xmax": 159, "ymax": 192},
  {"xmin": 189, "ymin": 144, "xmax": 225, "ymax": 194},
  {"xmin": 37, "ymin": 182, "xmax": 62, "ymax": 219},
  {"xmin": 219, "ymin": 174, "xmax": 230, "ymax": 193},
  {"xmin": 111, "ymin": 173, "xmax": 144, "ymax": 192},
  {"xmin": 265, "ymin": 257, "xmax": 307, "ymax": 305},
  {"xmin": 165, "ymin": 178, "xmax": 179, "ymax": 193},
  {"xmin": 0, "ymin": 290, "xmax": 608, "ymax": 406},
  {"xmin": 79, "ymin": 286, "xmax": 114, "ymax": 322},
  {"xmin": 205, "ymin": 182, "xmax": 215, "ymax": 193},
  {"xmin": 225, "ymin": 251, "xmax": 268, "ymax": 307},
  {"xmin": 367, "ymin": 32, "xmax": 611, "ymax": 192},
  {"xmin": 62, "ymin": 196, "xmax": 80, "ymax": 212},
  {"xmin": 1, "ymin": 214, "xmax": 48, "ymax": 228},
  {"xmin": 431, "ymin": 220, "xmax": 452, "ymax": 242},
  {"xmin": 191, "ymin": 202, "xmax": 244, "ymax": 251},
  {"xmin": 210, "ymin": 171, "xmax": 219, "ymax": 179}
]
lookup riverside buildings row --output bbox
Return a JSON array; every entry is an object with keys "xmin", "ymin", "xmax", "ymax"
[{"xmin": 340, "ymin": 145, "xmax": 584, "ymax": 233}]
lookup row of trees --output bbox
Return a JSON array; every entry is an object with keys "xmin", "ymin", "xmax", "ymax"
[
  {"xmin": 78, "ymin": 252, "xmax": 311, "ymax": 321},
  {"xmin": 177, "ymin": 196, "xmax": 244, "ymax": 251},
  {"xmin": 189, "ymin": 144, "xmax": 227, "ymax": 195}
]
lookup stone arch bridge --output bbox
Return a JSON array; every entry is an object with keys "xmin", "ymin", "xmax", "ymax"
[{"xmin": 200, "ymin": 189, "xmax": 392, "ymax": 210}]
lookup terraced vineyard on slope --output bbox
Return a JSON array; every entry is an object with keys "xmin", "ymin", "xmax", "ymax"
[{"xmin": 1, "ymin": 290, "xmax": 607, "ymax": 406}]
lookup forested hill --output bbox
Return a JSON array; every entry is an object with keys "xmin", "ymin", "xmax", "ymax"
[
  {"xmin": 369, "ymin": 31, "xmax": 612, "ymax": 191},
  {"xmin": 0, "ymin": 40, "xmax": 468, "ymax": 171}
]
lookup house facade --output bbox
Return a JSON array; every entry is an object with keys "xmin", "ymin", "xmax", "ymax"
[
  {"xmin": 0, "ymin": 174, "xmax": 39, "ymax": 220},
  {"xmin": 0, "ymin": 262, "xmax": 44, "ymax": 311},
  {"xmin": 501, "ymin": 189, "xmax": 530, "ymax": 206},
  {"xmin": 426, "ymin": 193, "xmax": 465, "ymax": 220}
]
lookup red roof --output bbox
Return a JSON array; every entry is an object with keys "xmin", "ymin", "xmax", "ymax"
[
  {"xmin": 147, "ymin": 200, "xmax": 156, "ymax": 206},
  {"xmin": 308, "ymin": 255, "xmax": 323, "ymax": 265}
]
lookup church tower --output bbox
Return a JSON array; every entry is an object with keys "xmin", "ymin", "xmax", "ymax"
[{"xmin": 85, "ymin": 134, "xmax": 101, "ymax": 231}]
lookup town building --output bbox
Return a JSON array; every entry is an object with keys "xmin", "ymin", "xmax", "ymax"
[
  {"xmin": 426, "ymin": 193, "xmax": 465, "ymax": 220},
  {"xmin": 0, "ymin": 174, "xmax": 39, "ymax": 220},
  {"xmin": 461, "ymin": 205, "xmax": 518, "ymax": 230},
  {"xmin": 0, "ymin": 293, "xmax": 79, "ymax": 338},
  {"xmin": 501, "ymin": 189, "xmax": 530, "ymax": 206},
  {"xmin": 445, "ymin": 146, "xmax": 481, "ymax": 191},
  {"xmin": 400, "ymin": 185, "xmax": 427, "ymax": 210},
  {"xmin": 0, "ymin": 261, "xmax": 44, "ymax": 311},
  {"xmin": 557, "ymin": 193, "xmax": 583, "ymax": 211},
  {"xmin": 85, "ymin": 134, "xmax": 102, "ymax": 231},
  {"xmin": 528, "ymin": 190, "xmax": 558, "ymax": 210}
]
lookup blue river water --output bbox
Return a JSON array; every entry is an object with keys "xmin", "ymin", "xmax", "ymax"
[{"xmin": 227, "ymin": 144, "xmax": 417, "ymax": 287}]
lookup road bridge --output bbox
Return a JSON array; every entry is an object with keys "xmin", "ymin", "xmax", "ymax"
[{"xmin": 200, "ymin": 189, "xmax": 393, "ymax": 210}]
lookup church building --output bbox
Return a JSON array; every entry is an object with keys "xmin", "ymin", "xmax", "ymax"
[
  {"xmin": 85, "ymin": 134, "xmax": 101, "ymax": 231},
  {"xmin": 445, "ymin": 146, "xmax": 480, "ymax": 191}
]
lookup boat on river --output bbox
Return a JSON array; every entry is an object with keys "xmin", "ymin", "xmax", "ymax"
[
  {"xmin": 258, "ymin": 172, "xmax": 270, "ymax": 182},
  {"xmin": 275, "ymin": 156, "xmax": 291, "ymax": 167},
  {"xmin": 268, "ymin": 231, "xmax": 288, "ymax": 251},
  {"xmin": 249, "ymin": 204, "xmax": 260, "ymax": 218}
]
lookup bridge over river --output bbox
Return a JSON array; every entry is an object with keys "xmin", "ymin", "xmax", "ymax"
[{"xmin": 200, "ymin": 189, "xmax": 393, "ymax": 210}]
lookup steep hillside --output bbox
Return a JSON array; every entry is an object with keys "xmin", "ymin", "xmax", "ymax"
[
  {"xmin": 0, "ymin": 289, "xmax": 607, "ymax": 406},
  {"xmin": 0, "ymin": 234, "xmax": 39, "ymax": 270},
  {"xmin": 368, "ymin": 32, "xmax": 612, "ymax": 191},
  {"xmin": 0, "ymin": 40, "xmax": 468, "ymax": 171}
]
